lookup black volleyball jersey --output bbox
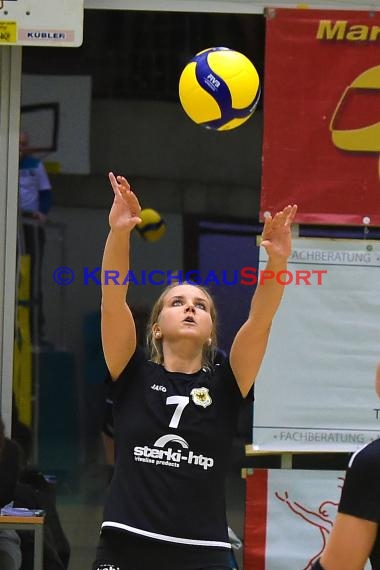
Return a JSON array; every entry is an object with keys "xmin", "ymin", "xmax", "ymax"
[
  {"xmin": 338, "ymin": 438, "xmax": 380, "ymax": 569},
  {"xmin": 101, "ymin": 347, "xmax": 244, "ymax": 549}
]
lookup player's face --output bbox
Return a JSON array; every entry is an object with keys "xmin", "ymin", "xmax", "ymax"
[{"xmin": 156, "ymin": 284, "xmax": 213, "ymax": 345}]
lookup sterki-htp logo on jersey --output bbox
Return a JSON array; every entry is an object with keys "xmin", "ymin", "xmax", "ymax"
[{"xmin": 134, "ymin": 433, "xmax": 214, "ymax": 470}]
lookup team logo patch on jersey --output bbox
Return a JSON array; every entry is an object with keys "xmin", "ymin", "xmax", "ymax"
[{"xmin": 190, "ymin": 387, "xmax": 212, "ymax": 408}]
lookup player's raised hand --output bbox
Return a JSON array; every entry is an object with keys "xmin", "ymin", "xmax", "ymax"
[
  {"xmin": 108, "ymin": 172, "xmax": 142, "ymax": 233},
  {"xmin": 260, "ymin": 205, "xmax": 297, "ymax": 261}
]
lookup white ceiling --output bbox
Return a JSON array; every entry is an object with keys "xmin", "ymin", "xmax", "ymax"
[{"xmin": 84, "ymin": 0, "xmax": 380, "ymax": 14}]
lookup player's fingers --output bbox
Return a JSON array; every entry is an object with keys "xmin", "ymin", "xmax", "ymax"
[
  {"xmin": 109, "ymin": 172, "xmax": 125, "ymax": 202},
  {"xmin": 128, "ymin": 191, "xmax": 142, "ymax": 214},
  {"xmin": 116, "ymin": 176, "xmax": 141, "ymax": 210},
  {"xmin": 271, "ymin": 209, "xmax": 286, "ymax": 228},
  {"xmin": 285, "ymin": 204, "xmax": 298, "ymax": 226},
  {"xmin": 261, "ymin": 215, "xmax": 273, "ymax": 238},
  {"xmin": 116, "ymin": 175, "xmax": 131, "ymax": 192}
]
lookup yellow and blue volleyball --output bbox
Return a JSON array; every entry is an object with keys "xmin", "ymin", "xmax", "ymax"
[
  {"xmin": 178, "ymin": 47, "xmax": 261, "ymax": 131},
  {"xmin": 136, "ymin": 208, "xmax": 166, "ymax": 242}
]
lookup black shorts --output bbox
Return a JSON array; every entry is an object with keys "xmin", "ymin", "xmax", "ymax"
[{"xmin": 92, "ymin": 529, "xmax": 232, "ymax": 570}]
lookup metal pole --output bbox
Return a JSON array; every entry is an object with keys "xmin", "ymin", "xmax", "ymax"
[{"xmin": 0, "ymin": 45, "xmax": 22, "ymax": 434}]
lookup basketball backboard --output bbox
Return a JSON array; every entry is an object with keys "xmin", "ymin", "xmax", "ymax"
[{"xmin": 0, "ymin": 0, "xmax": 83, "ymax": 47}]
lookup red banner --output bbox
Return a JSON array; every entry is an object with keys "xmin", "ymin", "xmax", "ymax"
[
  {"xmin": 244, "ymin": 469, "xmax": 347, "ymax": 570},
  {"xmin": 260, "ymin": 8, "xmax": 380, "ymax": 226}
]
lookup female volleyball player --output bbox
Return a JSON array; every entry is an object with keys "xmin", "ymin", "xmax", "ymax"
[
  {"xmin": 92, "ymin": 172, "xmax": 297, "ymax": 570},
  {"xmin": 312, "ymin": 364, "xmax": 380, "ymax": 570}
]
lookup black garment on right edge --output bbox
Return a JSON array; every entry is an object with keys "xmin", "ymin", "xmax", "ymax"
[{"xmin": 338, "ymin": 438, "xmax": 380, "ymax": 569}]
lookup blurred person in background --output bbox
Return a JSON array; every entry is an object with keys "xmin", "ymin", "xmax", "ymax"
[{"xmin": 18, "ymin": 130, "xmax": 52, "ymax": 343}]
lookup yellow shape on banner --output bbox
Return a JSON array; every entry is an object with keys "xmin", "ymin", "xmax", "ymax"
[
  {"xmin": 330, "ymin": 65, "xmax": 380, "ymax": 152},
  {"xmin": 0, "ymin": 21, "xmax": 17, "ymax": 43}
]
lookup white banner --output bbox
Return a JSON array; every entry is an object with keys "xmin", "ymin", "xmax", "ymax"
[
  {"xmin": 253, "ymin": 238, "xmax": 380, "ymax": 452},
  {"xmin": 245, "ymin": 469, "xmax": 371, "ymax": 570}
]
